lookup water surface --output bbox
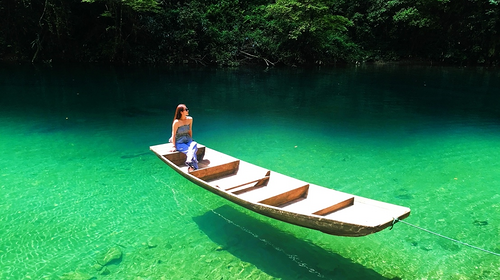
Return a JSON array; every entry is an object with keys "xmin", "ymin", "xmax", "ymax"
[{"xmin": 1, "ymin": 64, "xmax": 499, "ymax": 279}]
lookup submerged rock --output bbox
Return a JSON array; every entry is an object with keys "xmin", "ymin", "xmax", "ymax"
[
  {"xmin": 215, "ymin": 246, "xmax": 226, "ymax": 251},
  {"xmin": 98, "ymin": 246, "xmax": 123, "ymax": 266},
  {"xmin": 59, "ymin": 271, "xmax": 95, "ymax": 280},
  {"xmin": 99, "ymin": 267, "xmax": 111, "ymax": 276},
  {"xmin": 147, "ymin": 237, "xmax": 161, "ymax": 248},
  {"xmin": 92, "ymin": 263, "xmax": 103, "ymax": 271},
  {"xmin": 473, "ymin": 220, "xmax": 488, "ymax": 226}
]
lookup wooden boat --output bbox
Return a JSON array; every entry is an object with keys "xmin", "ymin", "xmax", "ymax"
[{"xmin": 150, "ymin": 143, "xmax": 410, "ymax": 237}]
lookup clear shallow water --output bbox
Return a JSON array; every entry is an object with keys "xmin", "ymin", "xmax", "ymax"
[{"xmin": 1, "ymin": 64, "xmax": 499, "ymax": 279}]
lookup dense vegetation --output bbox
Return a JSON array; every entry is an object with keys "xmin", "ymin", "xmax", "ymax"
[{"xmin": 1, "ymin": 0, "xmax": 499, "ymax": 66}]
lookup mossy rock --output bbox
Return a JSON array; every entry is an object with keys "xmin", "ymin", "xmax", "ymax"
[
  {"xmin": 92, "ymin": 263, "xmax": 103, "ymax": 271},
  {"xmin": 147, "ymin": 236, "xmax": 161, "ymax": 248},
  {"xmin": 99, "ymin": 267, "xmax": 111, "ymax": 276},
  {"xmin": 97, "ymin": 246, "xmax": 123, "ymax": 266},
  {"xmin": 59, "ymin": 271, "xmax": 95, "ymax": 280}
]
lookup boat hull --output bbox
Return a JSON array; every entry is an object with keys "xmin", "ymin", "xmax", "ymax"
[{"xmin": 150, "ymin": 143, "xmax": 410, "ymax": 237}]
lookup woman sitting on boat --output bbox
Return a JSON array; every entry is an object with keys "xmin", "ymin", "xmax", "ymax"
[{"xmin": 169, "ymin": 104, "xmax": 198, "ymax": 171}]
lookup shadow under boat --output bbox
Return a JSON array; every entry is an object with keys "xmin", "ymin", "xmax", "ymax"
[{"xmin": 193, "ymin": 205, "xmax": 400, "ymax": 280}]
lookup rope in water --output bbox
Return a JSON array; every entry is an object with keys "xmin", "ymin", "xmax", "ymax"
[
  {"xmin": 154, "ymin": 176, "xmax": 500, "ymax": 260},
  {"xmin": 391, "ymin": 218, "xmax": 500, "ymax": 257}
]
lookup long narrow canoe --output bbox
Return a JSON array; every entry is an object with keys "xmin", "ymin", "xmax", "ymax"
[{"xmin": 150, "ymin": 143, "xmax": 410, "ymax": 237}]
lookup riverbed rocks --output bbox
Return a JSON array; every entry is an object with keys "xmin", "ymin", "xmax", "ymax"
[
  {"xmin": 59, "ymin": 271, "xmax": 94, "ymax": 280},
  {"xmin": 98, "ymin": 246, "xmax": 123, "ymax": 266},
  {"xmin": 92, "ymin": 246, "xmax": 123, "ymax": 275}
]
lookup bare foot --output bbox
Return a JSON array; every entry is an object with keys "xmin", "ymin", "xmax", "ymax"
[{"xmin": 188, "ymin": 166, "xmax": 194, "ymax": 172}]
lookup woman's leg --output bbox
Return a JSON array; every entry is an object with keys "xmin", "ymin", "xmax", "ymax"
[
  {"xmin": 176, "ymin": 141, "xmax": 198, "ymax": 170},
  {"xmin": 185, "ymin": 141, "xmax": 198, "ymax": 170}
]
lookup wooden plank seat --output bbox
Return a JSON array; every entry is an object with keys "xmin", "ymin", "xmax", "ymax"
[
  {"xmin": 159, "ymin": 144, "xmax": 206, "ymax": 166},
  {"xmin": 214, "ymin": 173, "xmax": 271, "ymax": 193},
  {"xmin": 236, "ymin": 174, "xmax": 311, "ymax": 205},
  {"xmin": 278, "ymin": 187, "xmax": 355, "ymax": 216},
  {"xmin": 208, "ymin": 169, "xmax": 271, "ymax": 191},
  {"xmin": 190, "ymin": 160, "xmax": 240, "ymax": 181},
  {"xmin": 259, "ymin": 184, "xmax": 310, "ymax": 207},
  {"xmin": 229, "ymin": 175, "xmax": 271, "ymax": 195}
]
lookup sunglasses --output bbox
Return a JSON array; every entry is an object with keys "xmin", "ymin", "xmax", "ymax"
[{"xmin": 184, "ymin": 108, "xmax": 189, "ymax": 111}]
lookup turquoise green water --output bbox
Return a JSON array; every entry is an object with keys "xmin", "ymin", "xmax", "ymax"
[{"xmin": 1, "ymin": 64, "xmax": 499, "ymax": 279}]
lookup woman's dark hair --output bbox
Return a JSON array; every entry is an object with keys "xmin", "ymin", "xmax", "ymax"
[{"xmin": 173, "ymin": 104, "xmax": 187, "ymax": 121}]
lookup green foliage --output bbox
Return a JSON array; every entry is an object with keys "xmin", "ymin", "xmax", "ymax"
[
  {"xmin": 255, "ymin": 0, "xmax": 355, "ymax": 64},
  {"xmin": 79, "ymin": 0, "xmax": 160, "ymax": 62},
  {"xmin": 393, "ymin": 7, "xmax": 431, "ymax": 28},
  {"xmin": 0, "ymin": 0, "xmax": 498, "ymax": 65},
  {"xmin": 82, "ymin": 0, "xmax": 159, "ymax": 13},
  {"xmin": 332, "ymin": 0, "xmax": 500, "ymax": 64}
]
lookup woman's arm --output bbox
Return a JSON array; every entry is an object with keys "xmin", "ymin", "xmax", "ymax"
[
  {"xmin": 170, "ymin": 120, "xmax": 179, "ymax": 151},
  {"xmin": 188, "ymin": 117, "xmax": 193, "ymax": 138}
]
